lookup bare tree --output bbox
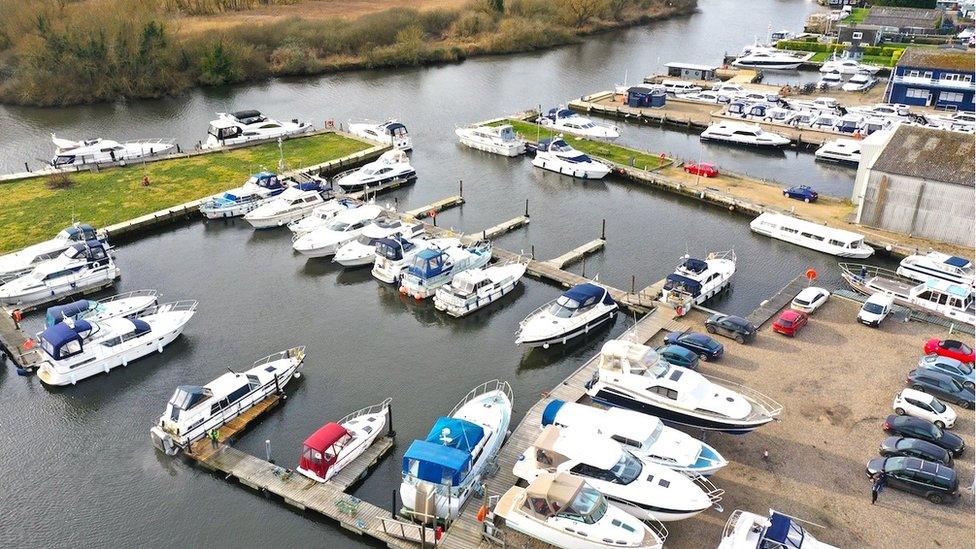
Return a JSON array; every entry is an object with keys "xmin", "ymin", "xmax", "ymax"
[{"xmin": 562, "ymin": 0, "xmax": 609, "ymax": 27}]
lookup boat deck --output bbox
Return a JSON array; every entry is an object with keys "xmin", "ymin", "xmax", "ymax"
[{"xmin": 867, "ymin": 275, "xmax": 914, "ymax": 297}]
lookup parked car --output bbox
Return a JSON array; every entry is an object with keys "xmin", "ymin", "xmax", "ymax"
[
  {"xmin": 656, "ymin": 344, "xmax": 700, "ymax": 370},
  {"xmin": 857, "ymin": 292, "xmax": 894, "ymax": 327},
  {"xmin": 917, "ymin": 355, "xmax": 975, "ymax": 390},
  {"xmin": 879, "ymin": 436, "xmax": 953, "ymax": 466},
  {"xmin": 683, "ymin": 162, "xmax": 718, "ymax": 177},
  {"xmin": 924, "ymin": 338, "xmax": 974, "ymax": 365},
  {"xmin": 663, "ymin": 331, "xmax": 724, "ymax": 361},
  {"xmin": 893, "ymin": 388, "xmax": 957, "ymax": 429},
  {"xmin": 865, "ymin": 456, "xmax": 959, "ymax": 504},
  {"xmin": 882, "ymin": 414, "xmax": 965, "ymax": 457},
  {"xmin": 790, "ymin": 286, "xmax": 829, "ymax": 314},
  {"xmin": 907, "ymin": 369, "xmax": 975, "ymax": 409},
  {"xmin": 772, "ymin": 310, "xmax": 808, "ymax": 337},
  {"xmin": 783, "ymin": 185, "xmax": 818, "ymax": 203},
  {"xmin": 705, "ymin": 313, "xmax": 757, "ymax": 344}
]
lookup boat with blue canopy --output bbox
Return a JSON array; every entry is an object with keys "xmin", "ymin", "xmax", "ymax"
[
  {"xmin": 399, "ymin": 241, "xmax": 492, "ymax": 299},
  {"xmin": 44, "ymin": 290, "xmax": 158, "ymax": 327},
  {"xmin": 372, "ymin": 236, "xmax": 460, "ymax": 284},
  {"xmin": 199, "ymin": 172, "xmax": 288, "ymax": 219},
  {"xmin": 719, "ymin": 508, "xmax": 836, "ymax": 548},
  {"xmin": 0, "ymin": 223, "xmax": 101, "ymax": 278},
  {"xmin": 515, "ymin": 283, "xmax": 618, "ymax": 348},
  {"xmin": 660, "ymin": 251, "xmax": 736, "ymax": 316},
  {"xmin": 0, "ymin": 240, "xmax": 120, "ymax": 309}
]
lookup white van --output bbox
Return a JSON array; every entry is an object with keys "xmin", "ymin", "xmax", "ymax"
[
  {"xmin": 662, "ymin": 80, "xmax": 703, "ymax": 95},
  {"xmin": 857, "ymin": 292, "xmax": 894, "ymax": 327}
]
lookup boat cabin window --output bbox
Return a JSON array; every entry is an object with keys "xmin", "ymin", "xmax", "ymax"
[
  {"xmin": 649, "ymin": 386, "xmax": 679, "ymax": 400},
  {"xmin": 210, "ymin": 125, "xmax": 242, "ymax": 139},
  {"xmin": 43, "ymin": 267, "xmax": 81, "ymax": 281},
  {"xmin": 780, "ymin": 226, "xmax": 796, "ymax": 234},
  {"xmin": 828, "ymin": 239, "xmax": 844, "ymax": 247},
  {"xmin": 560, "ymin": 486, "xmax": 607, "ymax": 524},
  {"xmin": 610, "ymin": 434, "xmax": 642, "ymax": 449},
  {"xmin": 550, "ymin": 295, "xmax": 595, "ymax": 318},
  {"xmin": 257, "ymin": 123, "xmax": 281, "ymax": 129},
  {"xmin": 800, "ymin": 232, "xmax": 824, "ymax": 242},
  {"xmin": 246, "ymin": 374, "xmax": 260, "ymax": 391}
]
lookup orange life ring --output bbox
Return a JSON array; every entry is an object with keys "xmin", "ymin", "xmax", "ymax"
[
  {"xmin": 326, "ymin": 119, "xmax": 335, "ymax": 129},
  {"xmin": 806, "ymin": 268, "xmax": 818, "ymax": 281},
  {"xmin": 477, "ymin": 505, "xmax": 488, "ymax": 522}
]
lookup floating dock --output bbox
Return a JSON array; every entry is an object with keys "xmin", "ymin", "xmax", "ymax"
[{"xmin": 745, "ymin": 274, "xmax": 807, "ymax": 328}]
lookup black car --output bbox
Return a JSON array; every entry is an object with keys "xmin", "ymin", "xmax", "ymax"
[
  {"xmin": 663, "ymin": 331, "xmax": 724, "ymax": 361},
  {"xmin": 865, "ymin": 456, "xmax": 959, "ymax": 504},
  {"xmin": 879, "ymin": 436, "xmax": 952, "ymax": 466},
  {"xmin": 882, "ymin": 414, "xmax": 965, "ymax": 457},
  {"xmin": 704, "ymin": 314, "xmax": 756, "ymax": 344},
  {"xmin": 907, "ymin": 369, "xmax": 975, "ymax": 410}
]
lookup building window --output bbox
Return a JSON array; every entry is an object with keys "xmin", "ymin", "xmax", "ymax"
[
  {"xmin": 965, "ymin": 75, "xmax": 973, "ymax": 82},
  {"xmin": 924, "ymin": 71, "xmax": 933, "ymax": 79},
  {"xmin": 905, "ymin": 88, "xmax": 928, "ymax": 99},
  {"xmin": 939, "ymin": 91, "xmax": 964, "ymax": 103},
  {"xmin": 907, "ymin": 70, "xmax": 920, "ymax": 77},
  {"xmin": 941, "ymin": 73, "xmax": 960, "ymax": 82},
  {"xmin": 852, "ymin": 31, "xmax": 863, "ymax": 40}
]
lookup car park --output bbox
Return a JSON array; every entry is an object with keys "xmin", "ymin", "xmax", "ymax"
[
  {"xmin": 790, "ymin": 286, "xmax": 829, "ymax": 314},
  {"xmin": 663, "ymin": 331, "xmax": 724, "ymax": 361},
  {"xmin": 865, "ymin": 456, "xmax": 959, "ymax": 504},
  {"xmin": 879, "ymin": 437, "xmax": 952, "ymax": 466},
  {"xmin": 705, "ymin": 313, "xmax": 757, "ymax": 344},
  {"xmin": 917, "ymin": 354, "xmax": 975, "ymax": 390},
  {"xmin": 783, "ymin": 185, "xmax": 818, "ymax": 202},
  {"xmin": 683, "ymin": 162, "xmax": 718, "ymax": 177},
  {"xmin": 907, "ymin": 369, "xmax": 975, "ymax": 409},
  {"xmin": 882, "ymin": 414, "xmax": 965, "ymax": 457},
  {"xmin": 772, "ymin": 310, "xmax": 807, "ymax": 337},
  {"xmin": 893, "ymin": 388, "xmax": 957, "ymax": 429},
  {"xmin": 923, "ymin": 338, "xmax": 974, "ymax": 365},
  {"xmin": 857, "ymin": 292, "xmax": 894, "ymax": 327},
  {"xmin": 656, "ymin": 344, "xmax": 700, "ymax": 370}
]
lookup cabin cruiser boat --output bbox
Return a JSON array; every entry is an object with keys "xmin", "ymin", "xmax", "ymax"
[
  {"xmin": 541, "ymin": 399, "xmax": 727, "ymax": 476},
  {"xmin": 787, "ymin": 97, "xmax": 840, "ymax": 114},
  {"xmin": 44, "ymin": 290, "xmax": 158, "ymax": 327},
  {"xmin": 840, "ymin": 264, "xmax": 976, "ymax": 325},
  {"xmin": 532, "ymin": 137, "xmax": 611, "ymax": 179},
  {"xmin": 399, "ymin": 241, "xmax": 492, "ymax": 299},
  {"xmin": 433, "ymin": 261, "xmax": 527, "ymax": 317},
  {"xmin": 297, "ymin": 399, "xmax": 391, "ymax": 483},
  {"xmin": 493, "ymin": 472, "xmax": 668, "ymax": 549},
  {"xmin": 585, "ymin": 339, "xmax": 783, "ymax": 434},
  {"xmin": 727, "ymin": 102, "xmax": 770, "ymax": 120},
  {"xmin": 842, "ymin": 73, "xmax": 877, "ymax": 92},
  {"xmin": 371, "ymin": 236, "xmax": 460, "ymax": 284},
  {"xmin": 858, "ymin": 116, "xmax": 892, "ymax": 135},
  {"xmin": 675, "ymin": 90, "xmax": 730, "ymax": 104},
  {"xmin": 150, "ymin": 347, "xmax": 305, "ymax": 455},
  {"xmin": 348, "ymin": 119, "xmax": 412, "ymax": 150},
  {"xmin": 834, "ymin": 113, "xmax": 863, "ymax": 134},
  {"xmin": 455, "ymin": 124, "xmax": 526, "ymax": 156},
  {"xmin": 286, "ymin": 198, "xmax": 362, "ymax": 236},
  {"xmin": 292, "ymin": 204, "xmax": 385, "ymax": 258},
  {"xmin": 750, "ymin": 213, "xmax": 874, "ymax": 258},
  {"xmin": 515, "ymin": 283, "xmax": 618, "ymax": 348},
  {"xmin": 659, "ymin": 251, "xmax": 735, "ymax": 314},
  {"xmin": 817, "ymin": 72, "xmax": 842, "ymax": 89},
  {"xmin": 897, "ymin": 252, "xmax": 975, "ymax": 288},
  {"xmin": 400, "ymin": 380, "xmax": 512, "ymax": 523},
  {"xmin": 848, "ymin": 103, "xmax": 911, "ymax": 120},
  {"xmin": 0, "ymin": 241, "xmax": 120, "ymax": 308},
  {"xmin": 719, "ymin": 509, "xmax": 837, "ymax": 549},
  {"xmin": 50, "ymin": 134, "xmax": 174, "ymax": 168},
  {"xmin": 732, "ymin": 50, "xmax": 805, "ymax": 70},
  {"xmin": 199, "ymin": 172, "xmax": 288, "ymax": 219},
  {"xmin": 202, "ymin": 110, "xmax": 312, "ymax": 149},
  {"xmin": 36, "ymin": 300, "xmax": 197, "ymax": 386},
  {"xmin": 808, "ymin": 113, "xmax": 839, "ymax": 132},
  {"xmin": 820, "ymin": 57, "xmax": 881, "ymax": 75},
  {"xmin": 539, "ymin": 108, "xmax": 619, "ymax": 140},
  {"xmin": 333, "ymin": 150, "xmax": 417, "ymax": 191},
  {"xmin": 814, "ymin": 138, "xmax": 861, "ymax": 165},
  {"xmin": 333, "ymin": 215, "xmax": 425, "ymax": 267},
  {"xmin": 0, "ymin": 223, "xmax": 100, "ymax": 278},
  {"xmin": 700, "ymin": 122, "xmax": 790, "ymax": 147},
  {"xmin": 513, "ymin": 425, "xmax": 723, "ymax": 522},
  {"xmin": 243, "ymin": 183, "xmax": 327, "ymax": 229},
  {"xmin": 766, "ymin": 107, "xmax": 797, "ymax": 125}
]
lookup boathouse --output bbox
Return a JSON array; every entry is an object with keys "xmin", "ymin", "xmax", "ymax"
[{"xmin": 884, "ymin": 48, "xmax": 975, "ymax": 111}]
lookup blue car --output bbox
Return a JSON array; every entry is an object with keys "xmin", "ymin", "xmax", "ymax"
[
  {"xmin": 783, "ymin": 185, "xmax": 818, "ymax": 203},
  {"xmin": 907, "ymin": 369, "xmax": 975, "ymax": 410},
  {"xmin": 918, "ymin": 355, "xmax": 975, "ymax": 390},
  {"xmin": 657, "ymin": 344, "xmax": 700, "ymax": 370},
  {"xmin": 664, "ymin": 331, "xmax": 724, "ymax": 361}
]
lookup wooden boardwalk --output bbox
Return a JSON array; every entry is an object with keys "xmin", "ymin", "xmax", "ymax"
[
  {"xmin": 746, "ymin": 275, "xmax": 807, "ymax": 328},
  {"xmin": 544, "ymin": 239, "xmax": 605, "ymax": 269}
]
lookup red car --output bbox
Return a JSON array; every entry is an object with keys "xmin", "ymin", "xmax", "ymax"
[
  {"xmin": 683, "ymin": 162, "xmax": 718, "ymax": 177},
  {"xmin": 924, "ymin": 339, "xmax": 975, "ymax": 365},
  {"xmin": 772, "ymin": 310, "xmax": 808, "ymax": 337}
]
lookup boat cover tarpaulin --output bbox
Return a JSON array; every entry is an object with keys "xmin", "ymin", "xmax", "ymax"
[
  {"xmin": 402, "ymin": 440, "xmax": 471, "ymax": 485},
  {"xmin": 563, "ymin": 283, "xmax": 614, "ymax": 306},
  {"xmin": 664, "ymin": 274, "xmax": 702, "ymax": 297},
  {"xmin": 945, "ymin": 256, "xmax": 972, "ymax": 268},
  {"xmin": 682, "ymin": 258, "xmax": 708, "ymax": 273},
  {"xmin": 541, "ymin": 400, "xmax": 566, "ymax": 426},
  {"xmin": 45, "ymin": 300, "xmax": 94, "ymax": 327},
  {"xmin": 765, "ymin": 512, "xmax": 795, "ymax": 545},
  {"xmin": 40, "ymin": 319, "xmax": 92, "ymax": 358},
  {"xmin": 303, "ymin": 423, "xmax": 349, "ymax": 452},
  {"xmin": 425, "ymin": 417, "xmax": 484, "ymax": 453}
]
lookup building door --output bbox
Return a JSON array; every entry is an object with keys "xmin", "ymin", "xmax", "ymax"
[{"xmin": 927, "ymin": 92, "xmax": 934, "ymax": 107}]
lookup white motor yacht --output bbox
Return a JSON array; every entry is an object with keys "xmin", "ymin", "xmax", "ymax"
[
  {"xmin": 399, "ymin": 241, "xmax": 493, "ymax": 300},
  {"xmin": 37, "ymin": 301, "xmax": 197, "ymax": 386},
  {"xmin": 0, "ymin": 223, "xmax": 100, "ymax": 278},
  {"xmin": 840, "ymin": 264, "xmax": 976, "ymax": 326},
  {"xmin": 297, "ymin": 399, "xmax": 391, "ymax": 483},
  {"xmin": 659, "ymin": 251, "xmax": 735, "ymax": 314},
  {"xmin": 584, "ymin": 339, "xmax": 783, "ymax": 434},
  {"xmin": 50, "ymin": 134, "xmax": 174, "ymax": 168},
  {"xmin": 0, "ymin": 241, "xmax": 120, "ymax": 309},
  {"xmin": 333, "ymin": 150, "xmax": 416, "ymax": 191},
  {"xmin": 539, "ymin": 108, "xmax": 620, "ymax": 140},
  {"xmin": 494, "ymin": 472, "xmax": 668, "ymax": 549},
  {"xmin": 842, "ymin": 73, "xmax": 877, "ymax": 92},
  {"xmin": 814, "ymin": 138, "xmax": 861, "ymax": 165},
  {"xmin": 532, "ymin": 137, "xmax": 612, "ymax": 179},
  {"xmin": 400, "ymin": 380, "xmax": 512, "ymax": 523},
  {"xmin": 676, "ymin": 90, "xmax": 730, "ymax": 104},
  {"xmin": 541, "ymin": 399, "xmax": 728, "ymax": 476},
  {"xmin": 897, "ymin": 252, "xmax": 975, "ymax": 287},
  {"xmin": 732, "ymin": 50, "xmax": 805, "ymax": 70},
  {"xmin": 292, "ymin": 204, "xmax": 385, "ymax": 258},
  {"xmin": 455, "ymin": 124, "xmax": 526, "ymax": 156},
  {"xmin": 243, "ymin": 184, "xmax": 327, "ymax": 229},
  {"xmin": 719, "ymin": 509, "xmax": 837, "ymax": 549},
  {"xmin": 348, "ymin": 119, "xmax": 412, "ymax": 150},
  {"xmin": 700, "ymin": 122, "xmax": 791, "ymax": 147},
  {"xmin": 150, "ymin": 347, "xmax": 305, "ymax": 455},
  {"xmin": 820, "ymin": 57, "xmax": 881, "ymax": 75},
  {"xmin": 433, "ymin": 261, "xmax": 527, "ymax": 317},
  {"xmin": 287, "ymin": 198, "xmax": 363, "ymax": 236},
  {"xmin": 371, "ymin": 236, "xmax": 460, "ymax": 285},
  {"xmin": 44, "ymin": 290, "xmax": 158, "ymax": 327},
  {"xmin": 333, "ymin": 215, "xmax": 425, "ymax": 267},
  {"xmin": 202, "ymin": 110, "xmax": 313, "ymax": 149},
  {"xmin": 199, "ymin": 172, "xmax": 288, "ymax": 219},
  {"xmin": 817, "ymin": 72, "xmax": 842, "ymax": 89},
  {"xmin": 515, "ymin": 283, "xmax": 618, "ymax": 348},
  {"xmin": 750, "ymin": 212, "xmax": 874, "ymax": 258},
  {"xmin": 513, "ymin": 425, "xmax": 723, "ymax": 522}
]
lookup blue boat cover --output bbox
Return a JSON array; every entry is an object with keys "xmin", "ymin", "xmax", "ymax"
[
  {"xmin": 425, "ymin": 417, "xmax": 485, "ymax": 453},
  {"xmin": 945, "ymin": 256, "xmax": 972, "ymax": 268},
  {"xmin": 541, "ymin": 400, "xmax": 565, "ymax": 427},
  {"xmin": 682, "ymin": 258, "xmax": 708, "ymax": 274},
  {"xmin": 131, "ymin": 318, "xmax": 151, "ymax": 335},
  {"xmin": 563, "ymin": 283, "xmax": 613, "ymax": 306},
  {"xmin": 65, "ymin": 224, "xmax": 97, "ymax": 240},
  {"xmin": 45, "ymin": 300, "xmax": 94, "ymax": 327},
  {"xmin": 402, "ymin": 440, "xmax": 472, "ymax": 485},
  {"xmin": 664, "ymin": 274, "xmax": 702, "ymax": 297},
  {"xmin": 384, "ymin": 122, "xmax": 407, "ymax": 134},
  {"xmin": 40, "ymin": 319, "xmax": 92, "ymax": 359},
  {"xmin": 295, "ymin": 182, "xmax": 321, "ymax": 192},
  {"xmin": 407, "ymin": 249, "xmax": 448, "ymax": 278},
  {"xmin": 765, "ymin": 512, "xmax": 796, "ymax": 545}
]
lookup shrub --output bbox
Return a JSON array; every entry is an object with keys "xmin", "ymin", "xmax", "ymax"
[
  {"xmin": 269, "ymin": 42, "xmax": 317, "ymax": 75},
  {"xmin": 451, "ymin": 11, "xmax": 497, "ymax": 38},
  {"xmin": 46, "ymin": 172, "xmax": 74, "ymax": 190},
  {"xmin": 420, "ymin": 9, "xmax": 460, "ymax": 36}
]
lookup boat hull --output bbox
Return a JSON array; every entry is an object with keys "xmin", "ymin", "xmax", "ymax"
[
  {"xmin": 433, "ymin": 276, "xmax": 521, "ymax": 318},
  {"xmin": 516, "ymin": 308, "xmax": 617, "ymax": 348},
  {"xmin": 750, "ymin": 223, "xmax": 873, "ymax": 258},
  {"xmin": 0, "ymin": 266, "xmax": 120, "ymax": 309},
  {"xmin": 532, "ymin": 154, "xmax": 611, "ymax": 179},
  {"xmin": 457, "ymin": 134, "xmax": 525, "ymax": 157}
]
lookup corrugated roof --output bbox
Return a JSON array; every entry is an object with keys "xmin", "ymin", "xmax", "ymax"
[
  {"xmin": 871, "ymin": 125, "xmax": 976, "ymax": 187},
  {"xmin": 864, "ymin": 6, "xmax": 942, "ymax": 28},
  {"xmin": 897, "ymin": 47, "xmax": 975, "ymax": 72}
]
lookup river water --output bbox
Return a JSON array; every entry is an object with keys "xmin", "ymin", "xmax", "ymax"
[{"xmin": 0, "ymin": 2, "xmax": 889, "ymax": 548}]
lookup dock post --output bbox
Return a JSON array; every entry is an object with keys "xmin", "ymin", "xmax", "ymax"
[
  {"xmin": 387, "ymin": 403, "xmax": 395, "ymax": 437},
  {"xmin": 524, "ymin": 199, "xmax": 529, "ymax": 218},
  {"xmin": 391, "ymin": 490, "xmax": 397, "ymax": 519},
  {"xmin": 601, "ymin": 219, "xmax": 606, "ymax": 240},
  {"xmin": 274, "ymin": 373, "xmax": 281, "ymax": 395},
  {"xmin": 265, "ymin": 439, "xmax": 273, "ymax": 464},
  {"xmin": 581, "ymin": 257, "xmax": 586, "ymax": 278},
  {"xmin": 631, "ymin": 275, "xmax": 636, "ymax": 294},
  {"xmin": 531, "ymin": 245, "xmax": 535, "ymax": 260},
  {"xmin": 459, "ymin": 179, "xmax": 463, "ymax": 198},
  {"xmin": 24, "ymin": 162, "xmax": 30, "ymax": 173}
]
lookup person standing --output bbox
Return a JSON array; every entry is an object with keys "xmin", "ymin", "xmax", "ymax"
[{"xmin": 871, "ymin": 473, "xmax": 887, "ymax": 504}]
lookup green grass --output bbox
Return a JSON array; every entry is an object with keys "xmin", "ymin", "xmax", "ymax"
[
  {"xmin": 841, "ymin": 8, "xmax": 869, "ymax": 24},
  {"xmin": 494, "ymin": 119, "xmax": 671, "ymax": 171},
  {"xmin": 810, "ymin": 51, "xmax": 897, "ymax": 66},
  {"xmin": 0, "ymin": 133, "xmax": 370, "ymax": 253}
]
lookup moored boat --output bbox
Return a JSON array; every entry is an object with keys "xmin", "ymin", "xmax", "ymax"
[
  {"xmin": 44, "ymin": 290, "xmax": 158, "ymax": 327},
  {"xmin": 333, "ymin": 150, "xmax": 417, "ymax": 191},
  {"xmin": 539, "ymin": 108, "xmax": 620, "ymax": 140},
  {"xmin": 896, "ymin": 252, "xmax": 975, "ymax": 288},
  {"xmin": 531, "ymin": 137, "xmax": 612, "ymax": 179},
  {"xmin": 840, "ymin": 263, "xmax": 976, "ymax": 326},
  {"xmin": 814, "ymin": 138, "xmax": 861, "ymax": 165},
  {"xmin": 455, "ymin": 124, "xmax": 526, "ymax": 156},
  {"xmin": 659, "ymin": 251, "xmax": 736, "ymax": 315},
  {"xmin": 700, "ymin": 122, "xmax": 791, "ymax": 147},
  {"xmin": 297, "ymin": 398, "xmax": 391, "ymax": 483},
  {"xmin": 348, "ymin": 119, "xmax": 412, "ymax": 150},
  {"xmin": 50, "ymin": 134, "xmax": 174, "ymax": 168},
  {"xmin": 243, "ymin": 183, "xmax": 328, "ymax": 229},
  {"xmin": 371, "ymin": 236, "xmax": 460, "ymax": 285},
  {"xmin": 433, "ymin": 261, "xmax": 527, "ymax": 317},
  {"xmin": 750, "ymin": 212, "xmax": 874, "ymax": 258},
  {"xmin": 0, "ymin": 223, "xmax": 100, "ymax": 278},
  {"xmin": 292, "ymin": 204, "xmax": 386, "ymax": 258},
  {"xmin": 515, "ymin": 283, "xmax": 618, "ymax": 348},
  {"xmin": 399, "ymin": 241, "xmax": 492, "ymax": 300},
  {"xmin": 202, "ymin": 110, "xmax": 312, "ymax": 149},
  {"xmin": 719, "ymin": 509, "xmax": 837, "ymax": 549},
  {"xmin": 333, "ymin": 215, "xmax": 425, "ymax": 268},
  {"xmin": 199, "ymin": 172, "xmax": 288, "ymax": 219},
  {"xmin": 287, "ymin": 198, "xmax": 363, "ymax": 236},
  {"xmin": 0, "ymin": 240, "xmax": 120, "ymax": 309}
]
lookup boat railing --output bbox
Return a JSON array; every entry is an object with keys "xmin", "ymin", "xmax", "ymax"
[
  {"xmin": 98, "ymin": 289, "xmax": 158, "ymax": 304},
  {"xmin": 684, "ymin": 472, "xmax": 725, "ymax": 511},
  {"xmin": 144, "ymin": 300, "xmax": 199, "ymax": 315},
  {"xmin": 515, "ymin": 299, "xmax": 555, "ymax": 333},
  {"xmin": 640, "ymin": 516, "xmax": 670, "ymax": 546},
  {"xmin": 450, "ymin": 379, "xmax": 514, "ymax": 418},
  {"xmin": 702, "ymin": 372, "xmax": 784, "ymax": 419},
  {"xmin": 338, "ymin": 397, "xmax": 392, "ymax": 426},
  {"xmin": 379, "ymin": 517, "xmax": 440, "ymax": 546},
  {"xmin": 252, "ymin": 346, "xmax": 306, "ymax": 369},
  {"xmin": 707, "ymin": 248, "xmax": 737, "ymax": 265},
  {"xmin": 722, "ymin": 509, "xmax": 746, "ymax": 539}
]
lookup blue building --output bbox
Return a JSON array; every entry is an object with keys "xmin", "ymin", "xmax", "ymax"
[{"xmin": 885, "ymin": 48, "xmax": 975, "ymax": 111}]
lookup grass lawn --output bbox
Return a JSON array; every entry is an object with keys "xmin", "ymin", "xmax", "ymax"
[
  {"xmin": 841, "ymin": 7, "xmax": 869, "ymax": 24},
  {"xmin": 495, "ymin": 119, "xmax": 671, "ymax": 172},
  {"xmin": 810, "ymin": 51, "xmax": 897, "ymax": 66},
  {"xmin": 0, "ymin": 133, "xmax": 371, "ymax": 253}
]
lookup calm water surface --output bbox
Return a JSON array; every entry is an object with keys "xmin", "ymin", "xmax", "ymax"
[{"xmin": 1, "ymin": 2, "xmax": 886, "ymax": 547}]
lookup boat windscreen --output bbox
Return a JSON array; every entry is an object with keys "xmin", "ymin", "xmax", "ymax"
[
  {"xmin": 562, "ymin": 486, "xmax": 608, "ymax": 525},
  {"xmin": 169, "ymin": 385, "xmax": 210, "ymax": 411}
]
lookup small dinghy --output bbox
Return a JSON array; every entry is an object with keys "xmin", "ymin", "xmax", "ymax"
[
  {"xmin": 515, "ymin": 283, "xmax": 618, "ymax": 348},
  {"xmin": 399, "ymin": 241, "xmax": 492, "ymax": 300},
  {"xmin": 433, "ymin": 260, "xmax": 527, "ymax": 317},
  {"xmin": 44, "ymin": 290, "xmax": 158, "ymax": 327},
  {"xmin": 297, "ymin": 398, "xmax": 391, "ymax": 483},
  {"xmin": 199, "ymin": 172, "xmax": 288, "ymax": 219}
]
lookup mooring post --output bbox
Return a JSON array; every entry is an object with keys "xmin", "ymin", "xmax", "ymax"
[
  {"xmin": 24, "ymin": 162, "xmax": 30, "ymax": 173},
  {"xmin": 601, "ymin": 219, "xmax": 606, "ymax": 240},
  {"xmin": 482, "ymin": 230, "xmax": 487, "ymax": 241},
  {"xmin": 524, "ymin": 199, "xmax": 529, "ymax": 218},
  {"xmin": 394, "ymin": 197, "xmax": 398, "ymax": 210},
  {"xmin": 391, "ymin": 490, "xmax": 397, "ymax": 519},
  {"xmin": 531, "ymin": 245, "xmax": 535, "ymax": 260},
  {"xmin": 387, "ymin": 403, "xmax": 395, "ymax": 437},
  {"xmin": 274, "ymin": 373, "xmax": 281, "ymax": 395},
  {"xmin": 265, "ymin": 439, "xmax": 273, "ymax": 463},
  {"xmin": 582, "ymin": 256, "xmax": 586, "ymax": 278},
  {"xmin": 176, "ymin": 144, "xmax": 182, "ymax": 154},
  {"xmin": 631, "ymin": 275, "xmax": 636, "ymax": 293},
  {"xmin": 459, "ymin": 179, "xmax": 463, "ymax": 198}
]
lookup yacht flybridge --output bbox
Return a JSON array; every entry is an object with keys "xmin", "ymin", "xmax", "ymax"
[
  {"xmin": 44, "ymin": 290, "xmax": 158, "ymax": 327},
  {"xmin": 532, "ymin": 137, "xmax": 612, "ymax": 179},
  {"xmin": 400, "ymin": 380, "xmax": 512, "ymax": 523},
  {"xmin": 297, "ymin": 399, "xmax": 391, "ymax": 483},
  {"xmin": 36, "ymin": 301, "xmax": 197, "ymax": 386},
  {"xmin": 433, "ymin": 261, "xmax": 527, "ymax": 317},
  {"xmin": 199, "ymin": 172, "xmax": 288, "ymax": 219},
  {"xmin": 333, "ymin": 215, "xmax": 425, "ymax": 267},
  {"xmin": 0, "ymin": 240, "xmax": 120, "ymax": 309},
  {"xmin": 292, "ymin": 204, "xmax": 386, "ymax": 258},
  {"xmin": 700, "ymin": 122, "xmax": 791, "ymax": 147},
  {"xmin": 840, "ymin": 264, "xmax": 976, "ymax": 326},
  {"xmin": 0, "ymin": 223, "xmax": 100, "ymax": 278},
  {"xmin": 515, "ymin": 283, "xmax": 618, "ymax": 348},
  {"xmin": 371, "ymin": 236, "xmax": 460, "ymax": 284},
  {"xmin": 348, "ymin": 120, "xmax": 412, "ymax": 150},
  {"xmin": 750, "ymin": 213, "xmax": 874, "ymax": 258},
  {"xmin": 719, "ymin": 509, "xmax": 837, "ymax": 549},
  {"xmin": 493, "ymin": 472, "xmax": 668, "ymax": 549},
  {"xmin": 659, "ymin": 251, "xmax": 735, "ymax": 314},
  {"xmin": 50, "ymin": 134, "xmax": 174, "ymax": 168},
  {"xmin": 203, "ymin": 110, "xmax": 313, "ymax": 149},
  {"xmin": 455, "ymin": 124, "xmax": 526, "ymax": 156},
  {"xmin": 585, "ymin": 340, "xmax": 783, "ymax": 434},
  {"xmin": 513, "ymin": 425, "xmax": 724, "ymax": 522},
  {"xmin": 896, "ymin": 252, "xmax": 975, "ymax": 288},
  {"xmin": 333, "ymin": 150, "xmax": 416, "ymax": 191},
  {"xmin": 399, "ymin": 241, "xmax": 492, "ymax": 299},
  {"xmin": 540, "ymin": 108, "xmax": 620, "ymax": 140},
  {"xmin": 150, "ymin": 347, "xmax": 305, "ymax": 455}
]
